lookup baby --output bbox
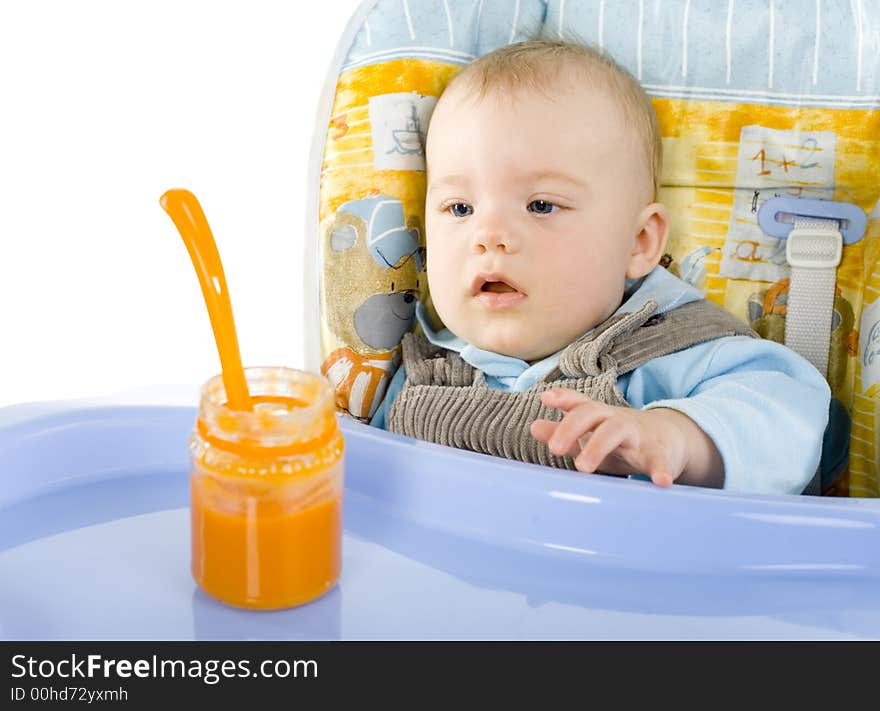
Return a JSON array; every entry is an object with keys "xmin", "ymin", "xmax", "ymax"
[{"xmin": 371, "ymin": 40, "xmax": 830, "ymax": 495}]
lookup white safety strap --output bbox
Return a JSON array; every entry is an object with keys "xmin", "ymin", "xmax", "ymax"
[{"xmin": 784, "ymin": 217, "xmax": 843, "ymax": 378}]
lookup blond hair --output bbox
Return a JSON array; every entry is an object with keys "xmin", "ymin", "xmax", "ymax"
[{"xmin": 444, "ymin": 39, "xmax": 662, "ymax": 200}]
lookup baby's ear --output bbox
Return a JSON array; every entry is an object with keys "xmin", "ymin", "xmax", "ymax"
[{"xmin": 626, "ymin": 203, "xmax": 670, "ymax": 280}]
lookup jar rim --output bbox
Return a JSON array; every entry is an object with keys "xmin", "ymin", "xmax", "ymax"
[{"xmin": 198, "ymin": 367, "xmax": 336, "ymax": 447}]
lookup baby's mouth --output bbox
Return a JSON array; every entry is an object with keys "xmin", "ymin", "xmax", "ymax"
[
  {"xmin": 471, "ymin": 272, "xmax": 526, "ymax": 297},
  {"xmin": 481, "ymin": 281, "xmax": 517, "ymax": 294},
  {"xmin": 472, "ymin": 272, "xmax": 527, "ymax": 309}
]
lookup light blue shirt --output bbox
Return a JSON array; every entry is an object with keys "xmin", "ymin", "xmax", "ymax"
[{"xmin": 371, "ymin": 267, "xmax": 831, "ymax": 495}]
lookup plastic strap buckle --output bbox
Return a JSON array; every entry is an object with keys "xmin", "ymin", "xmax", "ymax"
[
  {"xmin": 783, "ymin": 217, "xmax": 842, "ymax": 378},
  {"xmin": 758, "ymin": 195, "xmax": 866, "ymax": 245},
  {"xmin": 756, "ymin": 196, "xmax": 866, "ymax": 379},
  {"xmin": 785, "ymin": 225, "xmax": 843, "ymax": 270}
]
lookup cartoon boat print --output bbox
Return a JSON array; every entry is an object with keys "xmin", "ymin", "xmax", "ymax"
[{"xmin": 388, "ymin": 103, "xmax": 425, "ymax": 155}]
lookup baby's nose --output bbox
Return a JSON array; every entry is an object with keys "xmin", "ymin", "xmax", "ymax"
[{"xmin": 473, "ymin": 222, "xmax": 517, "ymax": 254}]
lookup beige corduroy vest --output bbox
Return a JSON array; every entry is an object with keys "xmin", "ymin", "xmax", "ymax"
[{"xmin": 386, "ymin": 298, "xmax": 757, "ymax": 469}]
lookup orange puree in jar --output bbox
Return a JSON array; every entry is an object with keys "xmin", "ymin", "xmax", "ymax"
[
  {"xmin": 159, "ymin": 189, "xmax": 343, "ymax": 610},
  {"xmin": 190, "ymin": 371, "xmax": 344, "ymax": 609}
]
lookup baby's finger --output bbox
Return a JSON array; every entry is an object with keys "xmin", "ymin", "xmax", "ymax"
[
  {"xmin": 529, "ymin": 419, "xmax": 559, "ymax": 444},
  {"xmin": 574, "ymin": 417, "xmax": 632, "ymax": 473},
  {"xmin": 651, "ymin": 469, "xmax": 675, "ymax": 488},
  {"xmin": 540, "ymin": 388, "xmax": 593, "ymax": 412},
  {"xmin": 546, "ymin": 402, "xmax": 613, "ymax": 456},
  {"xmin": 642, "ymin": 450, "xmax": 676, "ymax": 487},
  {"xmin": 533, "ymin": 420, "xmax": 582, "ymax": 458}
]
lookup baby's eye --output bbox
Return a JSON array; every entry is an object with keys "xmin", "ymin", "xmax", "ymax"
[
  {"xmin": 527, "ymin": 200, "xmax": 558, "ymax": 215},
  {"xmin": 447, "ymin": 202, "xmax": 473, "ymax": 218}
]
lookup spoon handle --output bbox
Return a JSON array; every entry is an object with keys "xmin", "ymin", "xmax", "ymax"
[{"xmin": 160, "ymin": 189, "xmax": 252, "ymax": 411}]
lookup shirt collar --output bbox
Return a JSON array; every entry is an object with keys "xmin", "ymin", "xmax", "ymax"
[
  {"xmin": 414, "ymin": 267, "xmax": 701, "ymax": 382},
  {"xmin": 415, "ymin": 301, "xmax": 544, "ymax": 380}
]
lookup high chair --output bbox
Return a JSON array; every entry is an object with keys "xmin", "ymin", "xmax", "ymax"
[
  {"xmin": 307, "ymin": 0, "xmax": 880, "ymax": 499},
  {"xmin": 1, "ymin": 0, "xmax": 879, "ymax": 640}
]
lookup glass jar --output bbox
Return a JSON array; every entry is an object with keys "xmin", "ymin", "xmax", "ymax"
[{"xmin": 190, "ymin": 367, "xmax": 343, "ymax": 609}]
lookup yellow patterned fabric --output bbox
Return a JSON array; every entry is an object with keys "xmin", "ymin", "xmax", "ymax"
[
  {"xmin": 318, "ymin": 60, "xmax": 457, "ymax": 422},
  {"xmin": 654, "ymin": 99, "xmax": 880, "ymax": 497}
]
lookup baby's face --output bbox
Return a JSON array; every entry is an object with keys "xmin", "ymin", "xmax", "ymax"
[{"xmin": 425, "ymin": 78, "xmax": 658, "ymax": 362}]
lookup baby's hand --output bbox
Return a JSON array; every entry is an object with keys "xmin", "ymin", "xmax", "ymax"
[{"xmin": 530, "ymin": 389, "xmax": 720, "ymax": 487}]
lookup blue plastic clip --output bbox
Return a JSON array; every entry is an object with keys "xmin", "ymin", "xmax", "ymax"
[{"xmin": 757, "ymin": 196, "xmax": 866, "ymax": 245}]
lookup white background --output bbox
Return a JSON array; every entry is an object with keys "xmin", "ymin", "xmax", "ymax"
[{"xmin": 0, "ymin": 0, "xmax": 363, "ymax": 408}]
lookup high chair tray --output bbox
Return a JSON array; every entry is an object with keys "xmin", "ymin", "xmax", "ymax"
[{"xmin": 1, "ymin": 402, "xmax": 879, "ymax": 640}]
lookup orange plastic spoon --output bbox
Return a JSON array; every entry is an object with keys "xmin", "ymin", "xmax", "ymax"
[{"xmin": 160, "ymin": 188, "xmax": 253, "ymax": 411}]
